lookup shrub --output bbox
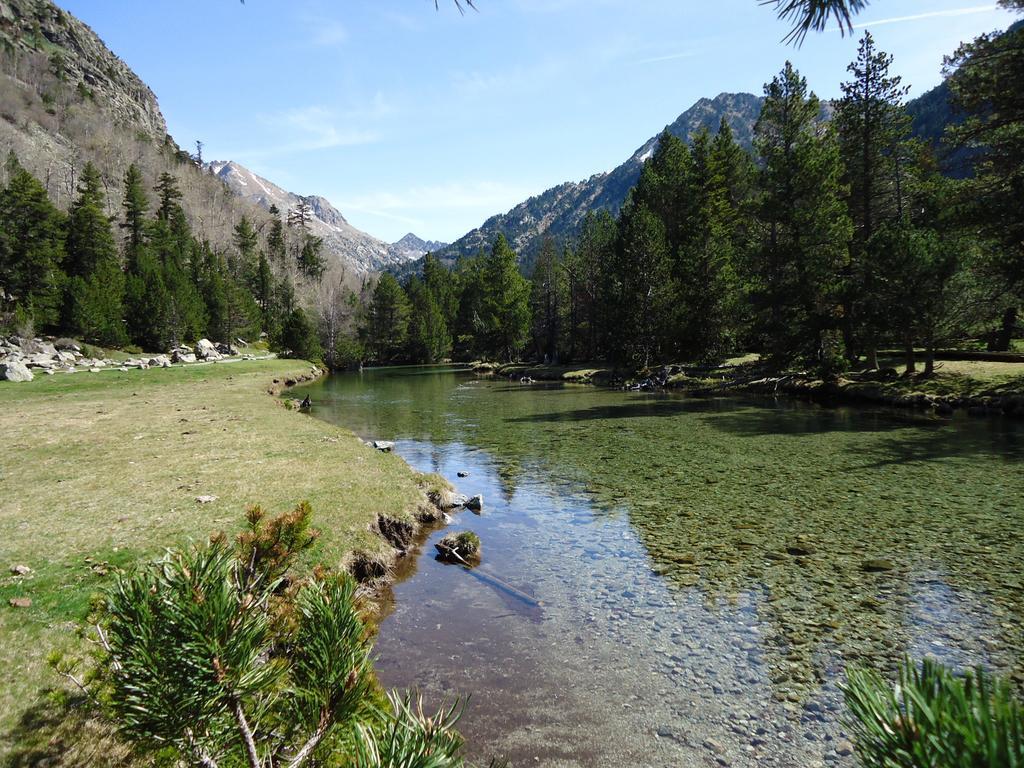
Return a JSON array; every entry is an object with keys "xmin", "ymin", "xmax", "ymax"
[
  {"xmin": 58, "ymin": 505, "xmax": 478, "ymax": 768},
  {"xmin": 843, "ymin": 657, "xmax": 1024, "ymax": 768}
]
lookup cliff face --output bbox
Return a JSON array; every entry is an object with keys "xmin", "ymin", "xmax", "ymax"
[{"xmin": 0, "ymin": 0, "xmax": 166, "ymax": 139}]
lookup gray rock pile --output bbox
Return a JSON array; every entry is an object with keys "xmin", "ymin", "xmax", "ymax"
[{"xmin": 1, "ymin": 336, "xmax": 248, "ymax": 382}]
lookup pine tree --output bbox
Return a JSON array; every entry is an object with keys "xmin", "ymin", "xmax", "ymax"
[
  {"xmin": 674, "ymin": 127, "xmax": 744, "ymax": 363},
  {"xmin": 423, "ymin": 252, "xmax": 458, "ymax": 331},
  {"xmin": 232, "ymin": 215, "xmax": 259, "ymax": 280},
  {"xmin": 120, "ymin": 164, "xmax": 149, "ymax": 267},
  {"xmin": 563, "ymin": 210, "xmax": 616, "ymax": 361},
  {"xmin": 609, "ymin": 200, "xmax": 672, "ymax": 367},
  {"xmin": 298, "ymin": 234, "xmax": 326, "ymax": 281},
  {"xmin": 480, "ymin": 234, "xmax": 530, "ymax": 362},
  {"xmin": 0, "ymin": 157, "xmax": 66, "ymax": 328},
  {"xmin": 266, "ymin": 205, "xmax": 287, "ymax": 267},
  {"xmin": 64, "ymin": 162, "xmax": 125, "ymax": 346},
  {"xmin": 529, "ymin": 238, "xmax": 565, "ymax": 363},
  {"xmin": 752, "ymin": 62, "xmax": 852, "ymax": 369},
  {"xmin": 155, "ymin": 172, "xmax": 183, "ymax": 222},
  {"xmin": 366, "ymin": 272, "xmax": 410, "ymax": 362},
  {"xmin": 835, "ymin": 31, "xmax": 912, "ymax": 366},
  {"xmin": 279, "ymin": 307, "xmax": 322, "ymax": 361},
  {"xmin": 406, "ymin": 275, "xmax": 451, "ymax": 363}
]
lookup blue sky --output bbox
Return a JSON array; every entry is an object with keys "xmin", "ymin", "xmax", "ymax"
[{"xmin": 58, "ymin": 0, "xmax": 1018, "ymax": 244}]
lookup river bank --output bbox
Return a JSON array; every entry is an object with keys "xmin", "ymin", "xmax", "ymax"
[
  {"xmin": 483, "ymin": 355, "xmax": 1024, "ymax": 418},
  {"xmin": 0, "ymin": 358, "xmax": 449, "ymax": 766}
]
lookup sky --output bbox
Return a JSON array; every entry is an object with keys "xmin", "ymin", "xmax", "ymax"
[{"xmin": 57, "ymin": 0, "xmax": 1019, "ymax": 244}]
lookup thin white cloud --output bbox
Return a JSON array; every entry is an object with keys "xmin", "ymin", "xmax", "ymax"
[
  {"xmin": 847, "ymin": 5, "xmax": 997, "ymax": 30},
  {"xmin": 224, "ymin": 106, "xmax": 379, "ymax": 159},
  {"xmin": 634, "ymin": 50, "xmax": 699, "ymax": 65}
]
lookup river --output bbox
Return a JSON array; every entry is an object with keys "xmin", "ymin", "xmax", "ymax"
[{"xmin": 294, "ymin": 365, "xmax": 1024, "ymax": 767}]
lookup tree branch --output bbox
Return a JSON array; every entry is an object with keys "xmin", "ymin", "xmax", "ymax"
[
  {"xmin": 232, "ymin": 698, "xmax": 263, "ymax": 768},
  {"xmin": 285, "ymin": 710, "xmax": 332, "ymax": 768}
]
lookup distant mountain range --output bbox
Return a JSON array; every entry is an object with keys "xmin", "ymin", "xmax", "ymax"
[
  {"xmin": 208, "ymin": 160, "xmax": 444, "ymax": 274},
  {"xmin": 425, "ymin": 80, "xmax": 962, "ymax": 273}
]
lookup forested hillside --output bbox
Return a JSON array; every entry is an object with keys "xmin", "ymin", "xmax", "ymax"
[{"xmin": 356, "ymin": 23, "xmax": 1022, "ymax": 377}]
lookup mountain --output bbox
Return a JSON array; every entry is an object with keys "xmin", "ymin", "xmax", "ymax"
[
  {"xmin": 428, "ymin": 83, "xmax": 960, "ymax": 272},
  {"xmin": 390, "ymin": 232, "xmax": 449, "ymax": 262},
  {"xmin": 0, "ymin": 0, "xmax": 405, "ymax": 283},
  {"xmin": 209, "ymin": 160, "xmax": 428, "ymax": 274},
  {"xmin": 433, "ymin": 93, "xmax": 764, "ymax": 269}
]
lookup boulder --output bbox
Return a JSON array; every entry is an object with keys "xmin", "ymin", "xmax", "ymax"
[
  {"xmin": 194, "ymin": 338, "xmax": 222, "ymax": 360},
  {"xmin": 465, "ymin": 494, "xmax": 484, "ymax": 513},
  {"xmin": 195, "ymin": 495, "xmax": 218, "ymax": 504},
  {"xmin": 373, "ymin": 440, "xmax": 395, "ymax": 452},
  {"xmin": 56, "ymin": 350, "xmax": 77, "ymax": 364},
  {"xmin": 148, "ymin": 355, "xmax": 172, "ymax": 368},
  {"xmin": 215, "ymin": 342, "xmax": 239, "ymax": 356},
  {"xmin": 0, "ymin": 361, "xmax": 33, "ymax": 382},
  {"xmin": 457, "ymin": 471, "xmax": 470, "ymax": 478},
  {"xmin": 8, "ymin": 597, "xmax": 31, "ymax": 608},
  {"xmin": 54, "ymin": 338, "xmax": 81, "ymax": 352},
  {"xmin": 9, "ymin": 564, "xmax": 31, "ymax": 576},
  {"xmin": 435, "ymin": 531, "xmax": 481, "ymax": 565},
  {"xmin": 171, "ymin": 349, "xmax": 197, "ymax": 364}
]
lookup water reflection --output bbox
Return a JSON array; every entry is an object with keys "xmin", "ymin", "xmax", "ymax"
[{"xmin": 295, "ymin": 367, "xmax": 1024, "ymax": 767}]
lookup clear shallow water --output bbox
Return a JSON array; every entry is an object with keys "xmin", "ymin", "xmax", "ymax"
[{"xmin": 295, "ymin": 366, "xmax": 1024, "ymax": 767}]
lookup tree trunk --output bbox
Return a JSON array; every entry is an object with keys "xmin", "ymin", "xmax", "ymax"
[
  {"xmin": 994, "ymin": 306, "xmax": 1017, "ymax": 352},
  {"xmin": 904, "ymin": 339, "xmax": 916, "ymax": 375},
  {"xmin": 924, "ymin": 337, "xmax": 935, "ymax": 376},
  {"xmin": 866, "ymin": 344, "xmax": 878, "ymax": 370}
]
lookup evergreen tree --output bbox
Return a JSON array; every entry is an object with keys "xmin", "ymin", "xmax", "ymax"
[
  {"xmin": 423, "ymin": 252, "xmax": 459, "ymax": 331},
  {"xmin": 529, "ymin": 238, "xmax": 565, "ymax": 363},
  {"xmin": 674, "ymin": 127, "xmax": 745, "ymax": 362},
  {"xmin": 0, "ymin": 157, "xmax": 66, "ymax": 327},
  {"xmin": 254, "ymin": 251, "xmax": 274, "ymax": 331},
  {"xmin": 752, "ymin": 62, "xmax": 851, "ymax": 369},
  {"xmin": 564, "ymin": 210, "xmax": 616, "ymax": 361},
  {"xmin": 835, "ymin": 31, "xmax": 912, "ymax": 366},
  {"xmin": 266, "ymin": 205, "xmax": 287, "ymax": 267},
  {"xmin": 155, "ymin": 172, "xmax": 183, "ymax": 222},
  {"xmin": 298, "ymin": 234, "xmax": 326, "ymax": 282},
  {"xmin": 120, "ymin": 164, "xmax": 149, "ymax": 267},
  {"xmin": 608, "ymin": 200, "xmax": 672, "ymax": 367},
  {"xmin": 480, "ymin": 234, "xmax": 530, "ymax": 362},
  {"xmin": 64, "ymin": 162, "xmax": 125, "ymax": 346},
  {"xmin": 279, "ymin": 307, "xmax": 322, "ymax": 362},
  {"xmin": 406, "ymin": 275, "xmax": 451, "ymax": 363},
  {"xmin": 124, "ymin": 248, "xmax": 169, "ymax": 350},
  {"xmin": 232, "ymin": 215, "xmax": 259, "ymax": 280},
  {"xmin": 944, "ymin": 12, "xmax": 1024, "ymax": 341},
  {"xmin": 366, "ymin": 272, "xmax": 410, "ymax": 362}
]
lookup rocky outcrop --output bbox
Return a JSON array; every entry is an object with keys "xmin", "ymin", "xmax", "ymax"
[{"xmin": 0, "ymin": 335, "xmax": 255, "ymax": 381}]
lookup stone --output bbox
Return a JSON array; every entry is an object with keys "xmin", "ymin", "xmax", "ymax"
[
  {"xmin": 703, "ymin": 738, "xmax": 727, "ymax": 755},
  {"xmin": 195, "ymin": 495, "xmax": 218, "ymax": 504},
  {"xmin": 373, "ymin": 440, "xmax": 395, "ymax": 452},
  {"xmin": 465, "ymin": 494, "xmax": 484, "ymax": 512},
  {"xmin": 9, "ymin": 564, "xmax": 31, "ymax": 576},
  {"xmin": 172, "ymin": 349, "xmax": 197, "ymax": 364},
  {"xmin": 861, "ymin": 559, "xmax": 895, "ymax": 572},
  {"xmin": 148, "ymin": 355, "xmax": 171, "ymax": 368},
  {"xmin": 9, "ymin": 597, "xmax": 32, "ymax": 608},
  {"xmin": 0, "ymin": 360, "xmax": 33, "ymax": 382},
  {"xmin": 457, "ymin": 471, "xmax": 470, "ymax": 478},
  {"xmin": 89, "ymin": 367, "xmax": 101, "ymax": 373},
  {"xmin": 835, "ymin": 739, "xmax": 854, "ymax": 756},
  {"xmin": 194, "ymin": 338, "xmax": 222, "ymax": 360}
]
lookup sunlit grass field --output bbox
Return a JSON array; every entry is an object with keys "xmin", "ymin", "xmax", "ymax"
[{"xmin": 0, "ymin": 359, "xmax": 426, "ymax": 762}]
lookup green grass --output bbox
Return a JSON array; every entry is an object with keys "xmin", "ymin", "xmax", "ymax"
[{"xmin": 0, "ymin": 359, "xmax": 428, "ymax": 763}]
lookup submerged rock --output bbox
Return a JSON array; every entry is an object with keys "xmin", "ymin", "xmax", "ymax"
[
  {"xmin": 861, "ymin": 558, "xmax": 895, "ymax": 572},
  {"xmin": 465, "ymin": 494, "xmax": 484, "ymax": 513}
]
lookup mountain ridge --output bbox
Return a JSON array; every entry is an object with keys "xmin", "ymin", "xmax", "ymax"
[{"xmin": 424, "ymin": 84, "xmax": 956, "ymax": 272}]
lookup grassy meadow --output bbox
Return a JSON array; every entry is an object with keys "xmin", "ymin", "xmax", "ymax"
[{"xmin": 0, "ymin": 359, "xmax": 427, "ymax": 763}]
